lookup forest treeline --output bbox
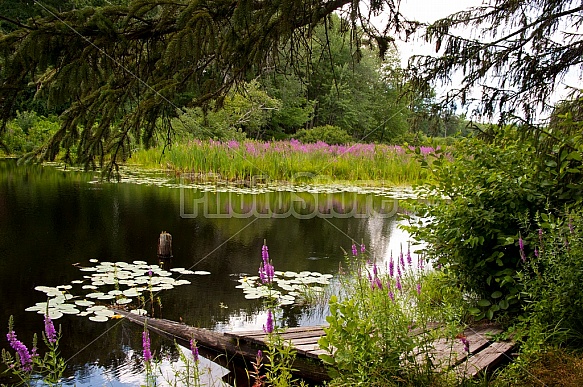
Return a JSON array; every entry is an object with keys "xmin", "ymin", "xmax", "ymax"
[{"xmin": 0, "ymin": 1, "xmax": 469, "ymax": 158}]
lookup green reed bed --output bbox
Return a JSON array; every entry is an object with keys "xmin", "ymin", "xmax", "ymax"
[{"xmin": 129, "ymin": 139, "xmax": 434, "ymax": 186}]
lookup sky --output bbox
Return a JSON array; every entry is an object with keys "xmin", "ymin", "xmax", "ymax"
[
  {"xmin": 368, "ymin": 0, "xmax": 581, "ymax": 117},
  {"xmin": 393, "ymin": 0, "xmax": 485, "ymax": 67}
]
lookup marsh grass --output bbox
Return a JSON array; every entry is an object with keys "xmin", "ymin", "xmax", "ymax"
[{"xmin": 129, "ymin": 140, "xmax": 432, "ymax": 186}]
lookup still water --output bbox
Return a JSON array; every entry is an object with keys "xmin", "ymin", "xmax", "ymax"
[{"xmin": 0, "ymin": 160, "xmax": 416, "ymax": 385}]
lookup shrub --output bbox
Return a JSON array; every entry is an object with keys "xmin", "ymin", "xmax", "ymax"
[
  {"xmin": 293, "ymin": 125, "xmax": 352, "ymax": 145},
  {"xmin": 1, "ymin": 111, "xmax": 60, "ymax": 154},
  {"xmin": 404, "ymin": 126, "xmax": 583, "ymax": 320}
]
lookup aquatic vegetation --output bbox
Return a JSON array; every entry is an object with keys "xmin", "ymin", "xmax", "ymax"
[
  {"xmin": 236, "ymin": 270, "xmax": 333, "ymax": 307},
  {"xmin": 129, "ymin": 139, "xmax": 435, "ymax": 186},
  {"xmin": 25, "ymin": 260, "xmax": 204, "ymax": 322}
]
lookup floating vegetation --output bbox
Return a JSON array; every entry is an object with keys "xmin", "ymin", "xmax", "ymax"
[
  {"xmin": 236, "ymin": 271, "xmax": 333, "ymax": 307},
  {"xmin": 26, "ymin": 260, "xmax": 207, "ymax": 322}
]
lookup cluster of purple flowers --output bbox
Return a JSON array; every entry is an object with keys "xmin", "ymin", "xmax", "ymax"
[
  {"xmin": 6, "ymin": 330, "xmax": 36, "ymax": 372},
  {"xmin": 258, "ymin": 243, "xmax": 274, "ymax": 284},
  {"xmin": 367, "ymin": 262, "xmax": 384, "ymax": 291},
  {"xmin": 187, "ymin": 138, "xmax": 439, "ymax": 159},
  {"xmin": 142, "ymin": 330, "xmax": 152, "ymax": 362},
  {"xmin": 44, "ymin": 315, "xmax": 57, "ymax": 344},
  {"xmin": 519, "ymin": 235, "xmax": 526, "ymax": 262},
  {"xmin": 190, "ymin": 339, "xmax": 199, "ymax": 362},
  {"xmin": 351, "ymin": 242, "xmax": 365, "ymax": 256},
  {"xmin": 458, "ymin": 335, "xmax": 470, "ymax": 353},
  {"xmin": 264, "ymin": 309, "xmax": 274, "ymax": 334},
  {"xmin": 386, "ymin": 245, "xmax": 424, "ymax": 298}
]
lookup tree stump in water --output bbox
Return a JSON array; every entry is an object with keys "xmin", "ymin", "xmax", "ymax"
[{"xmin": 157, "ymin": 231, "xmax": 173, "ymax": 260}]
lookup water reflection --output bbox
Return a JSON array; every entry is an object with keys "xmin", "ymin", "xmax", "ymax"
[{"xmin": 0, "ymin": 160, "xmax": 419, "ymax": 385}]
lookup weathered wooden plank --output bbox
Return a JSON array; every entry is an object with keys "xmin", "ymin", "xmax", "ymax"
[
  {"xmin": 290, "ymin": 336, "xmax": 322, "ymax": 345},
  {"xmin": 226, "ymin": 325, "xmax": 325, "ymax": 338},
  {"xmin": 454, "ymin": 341, "xmax": 515, "ymax": 378},
  {"xmin": 115, "ymin": 310, "xmax": 330, "ymax": 383},
  {"xmin": 116, "ymin": 309, "xmax": 513, "ymax": 383}
]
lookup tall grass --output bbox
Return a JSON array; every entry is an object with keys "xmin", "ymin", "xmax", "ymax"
[{"xmin": 129, "ymin": 139, "xmax": 435, "ymax": 186}]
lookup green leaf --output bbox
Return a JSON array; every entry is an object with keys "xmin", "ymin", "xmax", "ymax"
[
  {"xmin": 468, "ymin": 307, "xmax": 481, "ymax": 315},
  {"xmin": 491, "ymin": 291, "xmax": 503, "ymax": 299},
  {"xmin": 318, "ymin": 353, "xmax": 336, "ymax": 365},
  {"xmin": 486, "ymin": 308, "xmax": 494, "ymax": 320},
  {"xmin": 477, "ymin": 299, "xmax": 491, "ymax": 307}
]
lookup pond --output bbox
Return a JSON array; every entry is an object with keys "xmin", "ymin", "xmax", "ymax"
[{"xmin": 0, "ymin": 160, "xmax": 419, "ymax": 385}]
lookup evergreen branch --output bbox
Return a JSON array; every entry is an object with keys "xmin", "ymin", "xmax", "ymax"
[{"xmin": 0, "ymin": 15, "xmax": 35, "ymax": 30}]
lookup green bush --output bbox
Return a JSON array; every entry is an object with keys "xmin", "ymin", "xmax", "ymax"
[
  {"xmin": 1, "ymin": 111, "xmax": 60, "ymax": 155},
  {"xmin": 292, "ymin": 125, "xmax": 352, "ymax": 145},
  {"xmin": 408, "ymin": 128, "xmax": 558, "ymax": 319}
]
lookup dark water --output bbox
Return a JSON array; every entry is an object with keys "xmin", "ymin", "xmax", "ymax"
[{"xmin": 0, "ymin": 160, "xmax": 413, "ymax": 385}]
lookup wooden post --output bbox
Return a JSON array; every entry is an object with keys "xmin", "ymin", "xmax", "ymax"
[{"xmin": 157, "ymin": 231, "xmax": 173, "ymax": 260}]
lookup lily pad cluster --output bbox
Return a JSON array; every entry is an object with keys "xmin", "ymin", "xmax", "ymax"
[
  {"xmin": 236, "ymin": 271, "xmax": 333, "ymax": 306},
  {"xmin": 25, "ymin": 260, "xmax": 208, "ymax": 322}
]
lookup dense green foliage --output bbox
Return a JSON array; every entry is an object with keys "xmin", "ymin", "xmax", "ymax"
[
  {"xmin": 319, "ymin": 252, "xmax": 473, "ymax": 386},
  {"xmin": 405, "ymin": 120, "xmax": 583, "ymax": 320},
  {"xmin": 0, "ymin": 0, "xmax": 420, "ymax": 170},
  {"xmin": 519, "ymin": 210, "xmax": 583, "ymax": 343},
  {"xmin": 292, "ymin": 125, "xmax": 352, "ymax": 145},
  {"xmin": 2, "ymin": 111, "xmax": 60, "ymax": 154}
]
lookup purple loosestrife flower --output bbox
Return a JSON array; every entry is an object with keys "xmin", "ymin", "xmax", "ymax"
[
  {"xmin": 44, "ymin": 315, "xmax": 57, "ymax": 344},
  {"xmin": 360, "ymin": 243, "xmax": 366, "ymax": 253},
  {"xmin": 416, "ymin": 283, "xmax": 422, "ymax": 295},
  {"xmin": 7, "ymin": 331, "xmax": 33, "ymax": 372},
  {"xmin": 190, "ymin": 339, "xmax": 199, "ymax": 362},
  {"xmin": 519, "ymin": 235, "xmax": 526, "ymax": 262},
  {"xmin": 374, "ymin": 277, "xmax": 383, "ymax": 291},
  {"xmin": 535, "ymin": 248, "xmax": 539, "ymax": 258},
  {"xmin": 148, "ymin": 267, "xmax": 153, "ymax": 277},
  {"xmin": 351, "ymin": 243, "xmax": 358, "ymax": 256},
  {"xmin": 406, "ymin": 245, "xmax": 412, "ymax": 267},
  {"xmin": 388, "ymin": 290, "xmax": 395, "ymax": 302},
  {"xmin": 396, "ymin": 277, "xmax": 402, "ymax": 291},
  {"xmin": 458, "ymin": 335, "xmax": 470, "ymax": 353},
  {"xmin": 257, "ymin": 350, "xmax": 263, "ymax": 360},
  {"xmin": 397, "ymin": 263, "xmax": 402, "ymax": 278},
  {"xmin": 264, "ymin": 310, "xmax": 274, "ymax": 334},
  {"xmin": 259, "ymin": 242, "xmax": 274, "ymax": 284},
  {"xmin": 389, "ymin": 254, "xmax": 394, "ymax": 277},
  {"xmin": 399, "ymin": 249, "xmax": 405, "ymax": 270},
  {"xmin": 142, "ymin": 330, "xmax": 152, "ymax": 362}
]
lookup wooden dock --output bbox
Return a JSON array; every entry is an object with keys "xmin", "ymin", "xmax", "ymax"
[{"xmin": 115, "ymin": 310, "xmax": 515, "ymax": 384}]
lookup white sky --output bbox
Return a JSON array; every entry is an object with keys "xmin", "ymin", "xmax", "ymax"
[
  {"xmin": 393, "ymin": 0, "xmax": 485, "ymax": 67},
  {"xmin": 368, "ymin": 0, "xmax": 581, "ymax": 116}
]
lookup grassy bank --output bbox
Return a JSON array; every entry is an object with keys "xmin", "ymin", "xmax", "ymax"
[{"xmin": 129, "ymin": 139, "xmax": 435, "ymax": 186}]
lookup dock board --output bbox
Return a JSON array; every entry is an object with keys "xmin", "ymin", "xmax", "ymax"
[{"xmin": 115, "ymin": 310, "xmax": 514, "ymax": 383}]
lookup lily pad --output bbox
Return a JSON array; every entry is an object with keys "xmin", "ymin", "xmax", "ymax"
[
  {"xmin": 75, "ymin": 300, "xmax": 95, "ymax": 307},
  {"xmin": 89, "ymin": 315, "xmax": 108, "ymax": 322}
]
